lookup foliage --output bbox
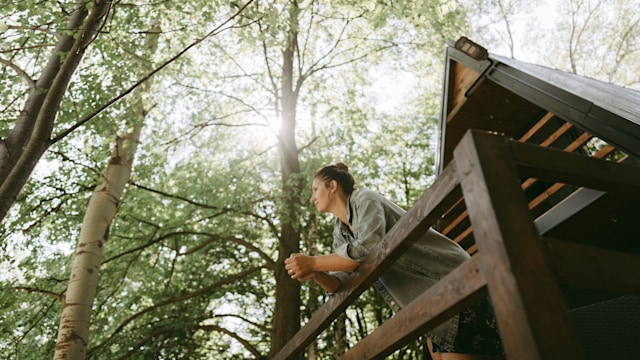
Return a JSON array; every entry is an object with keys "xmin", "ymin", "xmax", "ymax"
[{"xmin": 2, "ymin": 0, "xmax": 637, "ymax": 359}]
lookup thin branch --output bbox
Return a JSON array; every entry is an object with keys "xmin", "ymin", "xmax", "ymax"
[
  {"xmin": 92, "ymin": 266, "xmax": 264, "ymax": 353},
  {"xmin": 115, "ymin": 326, "xmax": 175, "ymax": 360},
  {"xmin": 103, "ymin": 230, "xmax": 205, "ymax": 264},
  {"xmin": 10, "ymin": 298, "xmax": 58, "ymax": 348},
  {"xmin": 13, "ymin": 286, "xmax": 63, "ymax": 301},
  {"xmin": 50, "ymin": 0, "xmax": 257, "ymax": 144},
  {"xmin": 0, "ymin": 57, "xmax": 36, "ymax": 89},
  {"xmin": 199, "ymin": 324, "xmax": 266, "ymax": 359},
  {"xmin": 130, "ymin": 182, "xmax": 224, "ymax": 210},
  {"xmin": 257, "ymin": 19, "xmax": 280, "ymax": 119},
  {"xmin": 213, "ymin": 313, "xmax": 270, "ymax": 332},
  {"xmin": 240, "ymin": 210, "xmax": 281, "ymax": 243},
  {"xmin": 180, "ymin": 234, "xmax": 276, "ymax": 269},
  {"xmin": 296, "ymin": 135, "xmax": 319, "ymax": 154}
]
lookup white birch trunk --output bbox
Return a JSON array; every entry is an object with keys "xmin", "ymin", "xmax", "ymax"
[
  {"xmin": 53, "ymin": 21, "xmax": 160, "ymax": 360},
  {"xmin": 53, "ymin": 125, "xmax": 141, "ymax": 359}
]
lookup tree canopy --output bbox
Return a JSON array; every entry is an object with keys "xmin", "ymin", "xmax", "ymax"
[{"xmin": 1, "ymin": 0, "xmax": 638, "ymax": 359}]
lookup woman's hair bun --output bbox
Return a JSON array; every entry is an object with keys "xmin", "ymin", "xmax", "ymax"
[
  {"xmin": 334, "ymin": 162, "xmax": 349, "ymax": 172},
  {"xmin": 313, "ymin": 162, "xmax": 356, "ymax": 195}
]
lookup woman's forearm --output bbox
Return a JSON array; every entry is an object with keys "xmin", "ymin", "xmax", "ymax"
[
  {"xmin": 312, "ymin": 253, "xmax": 359, "ymax": 272},
  {"xmin": 286, "ymin": 253, "xmax": 358, "ymax": 277},
  {"xmin": 311, "ymin": 271, "xmax": 342, "ymax": 293}
]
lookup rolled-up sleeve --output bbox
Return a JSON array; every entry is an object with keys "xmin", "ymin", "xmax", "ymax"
[
  {"xmin": 329, "ymin": 191, "xmax": 391, "ymax": 293},
  {"xmin": 334, "ymin": 239, "xmax": 353, "ymax": 261},
  {"xmin": 345, "ymin": 192, "xmax": 386, "ymax": 261}
]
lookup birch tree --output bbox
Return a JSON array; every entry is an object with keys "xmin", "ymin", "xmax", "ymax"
[{"xmin": 53, "ymin": 20, "xmax": 160, "ymax": 359}]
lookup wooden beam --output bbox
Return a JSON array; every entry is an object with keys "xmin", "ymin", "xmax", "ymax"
[
  {"xmin": 339, "ymin": 257, "xmax": 487, "ymax": 360},
  {"xmin": 545, "ymin": 238, "xmax": 640, "ymax": 294},
  {"xmin": 520, "ymin": 133, "xmax": 609, "ymax": 200},
  {"xmin": 272, "ymin": 162, "xmax": 462, "ymax": 360},
  {"xmin": 508, "ymin": 139, "xmax": 640, "ymax": 195},
  {"xmin": 454, "ymin": 130, "xmax": 583, "ymax": 360},
  {"xmin": 441, "ymin": 121, "xmax": 597, "ymax": 249}
]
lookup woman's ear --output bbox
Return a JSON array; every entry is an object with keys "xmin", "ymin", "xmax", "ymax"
[{"xmin": 329, "ymin": 180, "xmax": 338, "ymax": 193}]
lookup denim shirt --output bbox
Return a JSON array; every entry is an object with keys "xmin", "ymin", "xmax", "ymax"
[{"xmin": 330, "ymin": 189, "xmax": 470, "ymax": 351}]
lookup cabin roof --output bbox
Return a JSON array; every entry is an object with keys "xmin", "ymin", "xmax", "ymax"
[{"xmin": 437, "ymin": 40, "xmax": 640, "ymax": 174}]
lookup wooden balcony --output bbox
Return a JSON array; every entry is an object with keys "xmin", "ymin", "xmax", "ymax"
[{"xmin": 274, "ymin": 129, "xmax": 640, "ymax": 360}]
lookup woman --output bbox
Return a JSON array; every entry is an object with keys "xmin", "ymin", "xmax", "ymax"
[{"xmin": 285, "ymin": 162, "xmax": 503, "ymax": 360}]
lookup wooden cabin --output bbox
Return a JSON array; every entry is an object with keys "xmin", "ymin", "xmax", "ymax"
[{"xmin": 274, "ymin": 38, "xmax": 640, "ymax": 360}]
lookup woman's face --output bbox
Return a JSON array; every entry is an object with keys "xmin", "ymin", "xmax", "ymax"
[{"xmin": 310, "ymin": 177, "xmax": 332, "ymax": 213}]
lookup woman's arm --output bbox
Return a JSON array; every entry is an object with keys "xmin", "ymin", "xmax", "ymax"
[
  {"xmin": 304, "ymin": 271, "xmax": 342, "ymax": 293},
  {"xmin": 285, "ymin": 253, "xmax": 358, "ymax": 277},
  {"xmin": 285, "ymin": 253, "xmax": 359, "ymax": 293}
]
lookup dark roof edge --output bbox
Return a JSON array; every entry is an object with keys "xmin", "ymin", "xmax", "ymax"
[
  {"xmin": 440, "ymin": 40, "xmax": 640, "ymax": 159},
  {"xmin": 490, "ymin": 54, "xmax": 640, "ymax": 127}
]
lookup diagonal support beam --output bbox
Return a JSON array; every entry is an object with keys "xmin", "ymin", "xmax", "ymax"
[{"xmin": 454, "ymin": 130, "xmax": 584, "ymax": 360}]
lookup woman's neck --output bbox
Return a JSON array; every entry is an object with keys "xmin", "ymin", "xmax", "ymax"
[{"xmin": 331, "ymin": 193, "xmax": 350, "ymax": 226}]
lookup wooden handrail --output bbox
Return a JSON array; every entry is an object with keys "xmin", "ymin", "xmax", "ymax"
[{"xmin": 340, "ymin": 257, "xmax": 487, "ymax": 360}]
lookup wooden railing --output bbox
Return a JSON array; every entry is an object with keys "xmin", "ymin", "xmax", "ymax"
[{"xmin": 274, "ymin": 129, "xmax": 640, "ymax": 360}]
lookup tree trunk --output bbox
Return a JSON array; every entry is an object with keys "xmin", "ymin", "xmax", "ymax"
[
  {"xmin": 305, "ymin": 212, "xmax": 321, "ymax": 360},
  {"xmin": 335, "ymin": 312, "xmax": 348, "ymax": 356},
  {"xmin": 0, "ymin": 0, "xmax": 111, "ymax": 224},
  {"xmin": 53, "ymin": 127, "xmax": 139, "ymax": 359},
  {"xmin": 53, "ymin": 22, "xmax": 160, "ymax": 360},
  {"xmin": 269, "ymin": 3, "xmax": 303, "ymax": 358}
]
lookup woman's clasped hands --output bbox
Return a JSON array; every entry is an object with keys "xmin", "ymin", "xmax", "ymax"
[{"xmin": 284, "ymin": 253, "xmax": 317, "ymax": 281}]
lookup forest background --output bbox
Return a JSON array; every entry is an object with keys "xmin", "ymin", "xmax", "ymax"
[{"xmin": 1, "ymin": 0, "xmax": 638, "ymax": 359}]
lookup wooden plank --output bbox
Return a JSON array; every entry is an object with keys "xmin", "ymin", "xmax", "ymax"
[
  {"xmin": 563, "ymin": 131, "xmax": 592, "ymax": 153},
  {"xmin": 272, "ymin": 162, "xmax": 463, "ymax": 360},
  {"xmin": 528, "ymin": 182, "xmax": 567, "ymax": 210},
  {"xmin": 440, "ymin": 197, "xmax": 466, "ymax": 234},
  {"xmin": 448, "ymin": 62, "xmax": 480, "ymax": 116},
  {"xmin": 524, "ymin": 137, "xmax": 615, "ymax": 214},
  {"xmin": 339, "ymin": 257, "xmax": 487, "ymax": 360},
  {"xmin": 453, "ymin": 226, "xmax": 472, "ymax": 245},
  {"xmin": 507, "ymin": 139, "xmax": 640, "ymax": 195},
  {"xmin": 518, "ymin": 112, "xmax": 555, "ymax": 142},
  {"xmin": 545, "ymin": 238, "xmax": 640, "ymax": 294},
  {"xmin": 454, "ymin": 129, "xmax": 583, "ymax": 360},
  {"xmin": 539, "ymin": 121, "xmax": 573, "ymax": 147}
]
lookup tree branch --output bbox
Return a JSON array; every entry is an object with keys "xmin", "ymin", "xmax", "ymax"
[
  {"xmin": 51, "ymin": 0, "xmax": 257, "ymax": 144},
  {"xmin": 91, "ymin": 266, "xmax": 264, "ymax": 353},
  {"xmin": 13, "ymin": 286, "xmax": 63, "ymax": 301},
  {"xmin": 213, "ymin": 313, "xmax": 271, "ymax": 332},
  {"xmin": 199, "ymin": 324, "xmax": 266, "ymax": 359},
  {"xmin": 0, "ymin": 57, "xmax": 36, "ymax": 88}
]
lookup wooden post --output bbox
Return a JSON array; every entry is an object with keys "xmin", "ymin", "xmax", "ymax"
[{"xmin": 454, "ymin": 130, "xmax": 584, "ymax": 360}]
